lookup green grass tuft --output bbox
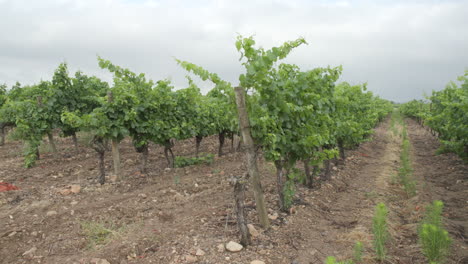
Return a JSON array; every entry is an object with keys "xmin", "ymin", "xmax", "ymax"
[
  {"xmin": 174, "ymin": 153, "xmax": 214, "ymax": 168},
  {"xmin": 398, "ymin": 122, "xmax": 417, "ymax": 197},
  {"xmin": 353, "ymin": 241, "xmax": 364, "ymax": 263},
  {"xmin": 418, "ymin": 200, "xmax": 451, "ymax": 263},
  {"xmin": 80, "ymin": 220, "xmax": 122, "ymax": 249},
  {"xmin": 372, "ymin": 202, "xmax": 389, "ymax": 261}
]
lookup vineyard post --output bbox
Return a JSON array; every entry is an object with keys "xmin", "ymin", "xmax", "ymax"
[
  {"xmin": 234, "ymin": 87, "xmax": 270, "ymax": 229},
  {"xmin": 108, "ymin": 91, "xmax": 121, "ymax": 179},
  {"xmin": 233, "ymin": 174, "xmax": 251, "ymax": 246},
  {"xmin": 47, "ymin": 132, "xmax": 57, "ymax": 153}
]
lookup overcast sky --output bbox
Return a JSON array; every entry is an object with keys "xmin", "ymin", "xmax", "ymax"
[{"xmin": 1, "ymin": 0, "xmax": 467, "ymax": 102}]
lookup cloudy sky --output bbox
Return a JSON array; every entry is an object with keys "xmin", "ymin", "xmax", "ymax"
[{"xmin": 1, "ymin": 0, "xmax": 467, "ymax": 102}]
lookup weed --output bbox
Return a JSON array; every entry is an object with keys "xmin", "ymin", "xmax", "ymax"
[
  {"xmin": 282, "ymin": 169, "xmax": 304, "ymax": 210},
  {"xmin": 422, "ymin": 200, "xmax": 444, "ymax": 228},
  {"xmin": 23, "ymin": 140, "xmax": 41, "ymax": 168},
  {"xmin": 174, "ymin": 153, "xmax": 214, "ymax": 168},
  {"xmin": 282, "ymin": 180, "xmax": 295, "ymax": 210},
  {"xmin": 372, "ymin": 202, "xmax": 388, "ymax": 261},
  {"xmin": 419, "ymin": 224, "xmax": 451, "ymax": 263},
  {"xmin": 324, "ymin": 241, "xmax": 363, "ymax": 264},
  {"xmin": 39, "ymin": 141, "xmax": 54, "ymax": 154},
  {"xmin": 418, "ymin": 200, "xmax": 451, "ymax": 263},
  {"xmin": 77, "ymin": 131, "xmax": 95, "ymax": 147},
  {"xmin": 80, "ymin": 220, "xmax": 122, "ymax": 249},
  {"xmin": 173, "ymin": 174, "xmax": 181, "ymax": 185},
  {"xmin": 353, "ymin": 241, "xmax": 364, "ymax": 263},
  {"xmin": 364, "ymin": 191, "xmax": 378, "ymax": 200},
  {"xmin": 398, "ymin": 123, "xmax": 416, "ymax": 197},
  {"xmin": 325, "ymin": 256, "xmax": 353, "ymax": 264},
  {"xmin": 390, "ymin": 110, "xmax": 401, "ymax": 136},
  {"xmin": 390, "ymin": 173, "xmax": 399, "ymax": 185}
]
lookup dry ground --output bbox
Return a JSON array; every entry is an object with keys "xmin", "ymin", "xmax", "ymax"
[{"xmin": 0, "ymin": 117, "xmax": 466, "ymax": 264}]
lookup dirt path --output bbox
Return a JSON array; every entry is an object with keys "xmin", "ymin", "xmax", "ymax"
[
  {"xmin": 407, "ymin": 119, "xmax": 468, "ymax": 264},
  {"xmin": 0, "ymin": 117, "xmax": 466, "ymax": 264}
]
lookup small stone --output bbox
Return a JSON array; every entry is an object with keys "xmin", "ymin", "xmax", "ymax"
[
  {"xmin": 46, "ymin": 211, "xmax": 57, "ymax": 216},
  {"xmin": 70, "ymin": 201, "xmax": 78, "ymax": 206},
  {"xmin": 8, "ymin": 231, "xmax": 17, "ymax": 237},
  {"xmin": 90, "ymin": 258, "xmax": 111, "ymax": 264},
  {"xmin": 195, "ymin": 249, "xmax": 205, "ymax": 256},
  {"xmin": 185, "ymin": 255, "xmax": 197, "ymax": 263},
  {"xmin": 174, "ymin": 193, "xmax": 185, "ymax": 201},
  {"xmin": 22, "ymin": 246, "xmax": 37, "ymax": 256},
  {"xmin": 247, "ymin": 224, "xmax": 260, "ymax": 237},
  {"xmin": 225, "ymin": 257, "xmax": 230, "ymax": 261},
  {"xmin": 31, "ymin": 231, "xmax": 38, "ymax": 237},
  {"xmin": 268, "ymin": 213, "xmax": 278, "ymax": 220},
  {"xmin": 289, "ymin": 207, "xmax": 297, "ymax": 214},
  {"xmin": 226, "ymin": 241, "xmax": 243, "ymax": 252},
  {"xmin": 109, "ymin": 174, "xmax": 118, "ymax": 182},
  {"xmin": 138, "ymin": 193, "xmax": 147, "ymax": 198},
  {"xmin": 251, "ymin": 261, "xmax": 266, "ymax": 264},
  {"xmin": 59, "ymin": 189, "xmax": 71, "ymax": 196},
  {"xmin": 30, "ymin": 200, "xmax": 51, "ymax": 209},
  {"xmin": 332, "ymin": 166, "xmax": 337, "ymax": 171},
  {"xmin": 70, "ymin": 185, "xmax": 81, "ymax": 194},
  {"xmin": 217, "ymin": 243, "xmax": 225, "ymax": 252}
]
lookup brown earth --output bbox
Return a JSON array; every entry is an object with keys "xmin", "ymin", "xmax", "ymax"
[{"xmin": 0, "ymin": 117, "xmax": 466, "ymax": 264}]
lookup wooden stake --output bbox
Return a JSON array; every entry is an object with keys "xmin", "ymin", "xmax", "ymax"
[{"xmin": 234, "ymin": 87, "xmax": 270, "ymax": 229}]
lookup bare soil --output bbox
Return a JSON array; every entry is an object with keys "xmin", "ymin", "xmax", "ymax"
[{"xmin": 0, "ymin": 118, "xmax": 466, "ymax": 264}]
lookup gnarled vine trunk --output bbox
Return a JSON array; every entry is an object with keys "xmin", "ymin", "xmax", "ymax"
[
  {"xmin": 338, "ymin": 138, "xmax": 345, "ymax": 162},
  {"xmin": 218, "ymin": 132, "xmax": 225, "ymax": 156},
  {"xmin": 111, "ymin": 139, "xmax": 121, "ymax": 180},
  {"xmin": 230, "ymin": 133, "xmax": 235, "ymax": 152},
  {"xmin": 47, "ymin": 132, "xmax": 57, "ymax": 153},
  {"xmin": 91, "ymin": 136, "xmax": 106, "ymax": 185},
  {"xmin": 71, "ymin": 132, "xmax": 78, "ymax": 150},
  {"xmin": 164, "ymin": 140, "xmax": 175, "ymax": 168},
  {"xmin": 135, "ymin": 143, "xmax": 149, "ymax": 174},
  {"xmin": 0, "ymin": 125, "xmax": 5, "ymax": 146},
  {"xmin": 304, "ymin": 158, "xmax": 313, "ymax": 188},
  {"xmin": 36, "ymin": 146, "xmax": 40, "ymax": 160},
  {"xmin": 321, "ymin": 159, "xmax": 331, "ymax": 181},
  {"xmin": 274, "ymin": 160, "xmax": 285, "ymax": 210},
  {"xmin": 195, "ymin": 135, "xmax": 203, "ymax": 158}
]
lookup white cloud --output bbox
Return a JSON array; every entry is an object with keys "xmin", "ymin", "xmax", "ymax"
[{"xmin": 0, "ymin": 0, "xmax": 467, "ymax": 102}]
